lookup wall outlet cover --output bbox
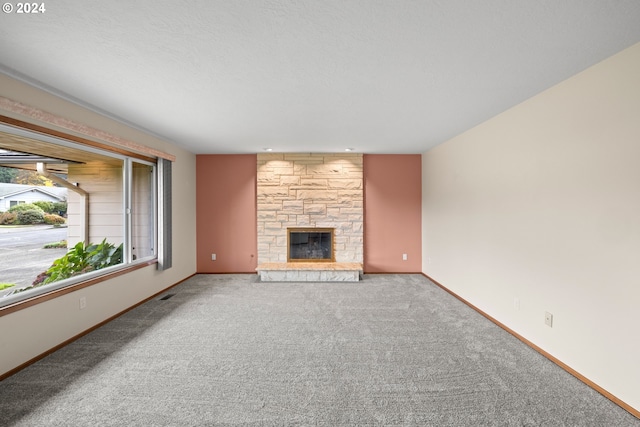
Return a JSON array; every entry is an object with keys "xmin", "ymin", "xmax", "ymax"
[{"xmin": 544, "ymin": 311, "xmax": 553, "ymax": 327}]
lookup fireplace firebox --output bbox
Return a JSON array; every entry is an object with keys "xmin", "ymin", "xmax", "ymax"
[{"xmin": 287, "ymin": 228, "xmax": 334, "ymax": 262}]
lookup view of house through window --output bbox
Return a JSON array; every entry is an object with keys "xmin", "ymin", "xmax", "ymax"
[{"xmin": 0, "ymin": 125, "xmax": 158, "ymax": 307}]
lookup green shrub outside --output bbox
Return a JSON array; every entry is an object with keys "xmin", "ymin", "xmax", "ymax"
[
  {"xmin": 31, "ymin": 200, "xmax": 68, "ymax": 215},
  {"xmin": 44, "ymin": 240, "xmax": 67, "ymax": 249},
  {"xmin": 5, "ymin": 203, "xmax": 67, "ymax": 225},
  {"xmin": 44, "ymin": 213, "xmax": 66, "ymax": 225},
  {"xmin": 7, "ymin": 204, "xmax": 48, "ymax": 224},
  {"xmin": 16, "ymin": 209, "xmax": 45, "ymax": 225},
  {"xmin": 35, "ymin": 239, "xmax": 124, "ymax": 286},
  {"xmin": 52, "ymin": 201, "xmax": 68, "ymax": 216},
  {"xmin": 8, "ymin": 203, "xmax": 45, "ymax": 214},
  {"xmin": 32, "ymin": 200, "xmax": 54, "ymax": 213}
]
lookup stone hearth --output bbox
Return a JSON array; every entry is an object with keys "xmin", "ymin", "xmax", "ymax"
[{"xmin": 256, "ymin": 262, "xmax": 362, "ymax": 282}]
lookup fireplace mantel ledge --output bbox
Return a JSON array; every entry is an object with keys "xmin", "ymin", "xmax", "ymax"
[{"xmin": 256, "ymin": 262, "xmax": 362, "ymax": 271}]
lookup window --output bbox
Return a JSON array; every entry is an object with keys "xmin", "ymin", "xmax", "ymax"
[
  {"xmin": 131, "ymin": 161, "xmax": 156, "ymax": 261},
  {"xmin": 0, "ymin": 122, "xmax": 170, "ymax": 308}
]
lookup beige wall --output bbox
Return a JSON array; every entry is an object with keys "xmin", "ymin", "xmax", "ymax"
[
  {"xmin": 0, "ymin": 74, "xmax": 197, "ymax": 376},
  {"xmin": 422, "ymin": 42, "xmax": 640, "ymax": 412}
]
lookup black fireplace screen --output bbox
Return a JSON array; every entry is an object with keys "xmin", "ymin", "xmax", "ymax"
[{"xmin": 288, "ymin": 228, "xmax": 334, "ymax": 262}]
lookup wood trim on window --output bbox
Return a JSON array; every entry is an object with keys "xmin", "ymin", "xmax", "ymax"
[
  {"xmin": 0, "ymin": 96, "xmax": 175, "ymax": 161},
  {"xmin": 0, "ymin": 114, "xmax": 158, "ymax": 163}
]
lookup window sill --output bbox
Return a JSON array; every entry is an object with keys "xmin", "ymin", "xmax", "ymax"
[{"xmin": 0, "ymin": 260, "xmax": 157, "ymax": 317}]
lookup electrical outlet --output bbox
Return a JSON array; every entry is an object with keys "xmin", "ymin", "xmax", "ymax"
[
  {"xmin": 544, "ymin": 311, "xmax": 553, "ymax": 327},
  {"xmin": 427, "ymin": 257, "xmax": 432, "ymax": 265},
  {"xmin": 79, "ymin": 297, "xmax": 87, "ymax": 310},
  {"xmin": 211, "ymin": 253, "xmax": 216, "ymax": 261},
  {"xmin": 402, "ymin": 253, "xmax": 408, "ymax": 261},
  {"xmin": 514, "ymin": 298, "xmax": 520, "ymax": 311}
]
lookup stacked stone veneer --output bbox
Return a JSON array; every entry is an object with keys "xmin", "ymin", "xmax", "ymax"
[{"xmin": 257, "ymin": 153, "xmax": 363, "ymax": 264}]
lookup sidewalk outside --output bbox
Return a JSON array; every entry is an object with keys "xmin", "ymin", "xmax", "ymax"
[{"xmin": 0, "ymin": 225, "xmax": 68, "ymax": 296}]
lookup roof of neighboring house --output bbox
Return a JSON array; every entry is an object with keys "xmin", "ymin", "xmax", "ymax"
[{"xmin": 0, "ymin": 183, "xmax": 67, "ymax": 201}]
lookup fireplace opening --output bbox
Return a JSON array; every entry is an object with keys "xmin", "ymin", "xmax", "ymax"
[{"xmin": 287, "ymin": 228, "xmax": 334, "ymax": 262}]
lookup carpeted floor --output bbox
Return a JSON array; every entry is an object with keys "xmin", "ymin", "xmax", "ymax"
[{"xmin": 1, "ymin": 274, "xmax": 638, "ymax": 426}]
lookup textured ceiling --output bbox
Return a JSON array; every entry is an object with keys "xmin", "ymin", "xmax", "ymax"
[{"xmin": 1, "ymin": 1, "xmax": 640, "ymax": 154}]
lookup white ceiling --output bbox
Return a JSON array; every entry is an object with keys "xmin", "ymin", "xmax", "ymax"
[{"xmin": 1, "ymin": 1, "xmax": 640, "ymax": 154}]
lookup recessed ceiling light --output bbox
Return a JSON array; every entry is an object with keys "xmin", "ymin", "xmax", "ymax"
[
  {"xmin": 345, "ymin": 148, "xmax": 353, "ymax": 152},
  {"xmin": 264, "ymin": 148, "xmax": 273, "ymax": 152}
]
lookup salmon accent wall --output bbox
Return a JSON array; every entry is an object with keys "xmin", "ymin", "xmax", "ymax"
[
  {"xmin": 196, "ymin": 153, "xmax": 421, "ymax": 274},
  {"xmin": 364, "ymin": 154, "xmax": 422, "ymax": 272},
  {"xmin": 196, "ymin": 155, "xmax": 257, "ymax": 273}
]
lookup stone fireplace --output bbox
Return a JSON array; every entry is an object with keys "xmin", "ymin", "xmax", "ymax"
[{"xmin": 257, "ymin": 153, "xmax": 363, "ymax": 265}]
